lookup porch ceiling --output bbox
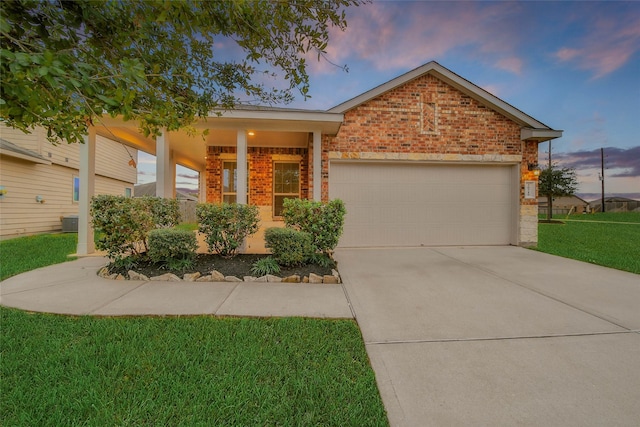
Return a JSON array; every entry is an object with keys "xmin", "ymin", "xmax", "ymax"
[{"xmin": 95, "ymin": 109, "xmax": 343, "ymax": 172}]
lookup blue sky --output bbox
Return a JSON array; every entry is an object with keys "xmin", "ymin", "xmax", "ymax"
[{"xmin": 139, "ymin": 0, "xmax": 639, "ymax": 199}]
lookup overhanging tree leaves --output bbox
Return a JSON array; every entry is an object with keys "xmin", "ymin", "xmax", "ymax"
[
  {"xmin": 538, "ymin": 163, "xmax": 578, "ymax": 220},
  {"xmin": 0, "ymin": 0, "xmax": 362, "ymax": 144}
]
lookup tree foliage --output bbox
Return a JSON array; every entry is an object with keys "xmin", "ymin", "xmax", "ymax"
[
  {"xmin": 538, "ymin": 163, "xmax": 578, "ymax": 219},
  {"xmin": 0, "ymin": 0, "xmax": 361, "ymax": 144}
]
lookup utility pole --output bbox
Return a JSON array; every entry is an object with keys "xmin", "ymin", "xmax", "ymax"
[{"xmin": 601, "ymin": 147, "xmax": 605, "ymax": 213}]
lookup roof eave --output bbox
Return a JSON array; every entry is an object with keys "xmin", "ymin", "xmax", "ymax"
[{"xmin": 520, "ymin": 128, "xmax": 563, "ymax": 142}]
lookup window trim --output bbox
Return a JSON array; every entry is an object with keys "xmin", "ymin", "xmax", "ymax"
[
  {"xmin": 272, "ymin": 161, "xmax": 301, "ymax": 218},
  {"xmin": 221, "ymin": 160, "xmax": 249, "ymax": 204}
]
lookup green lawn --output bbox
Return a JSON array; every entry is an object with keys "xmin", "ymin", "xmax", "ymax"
[
  {"xmin": 0, "ymin": 308, "xmax": 388, "ymax": 426},
  {"xmin": 0, "ymin": 233, "xmax": 78, "ymax": 281},
  {"xmin": 534, "ymin": 212, "xmax": 640, "ymax": 274}
]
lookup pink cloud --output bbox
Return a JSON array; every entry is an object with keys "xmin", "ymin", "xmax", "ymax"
[
  {"xmin": 554, "ymin": 14, "xmax": 640, "ymax": 78},
  {"xmin": 308, "ymin": 2, "xmax": 528, "ymax": 75}
]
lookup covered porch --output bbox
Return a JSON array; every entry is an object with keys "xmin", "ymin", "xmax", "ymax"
[{"xmin": 77, "ymin": 108, "xmax": 343, "ymax": 255}]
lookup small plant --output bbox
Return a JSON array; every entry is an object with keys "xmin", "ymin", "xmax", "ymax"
[
  {"xmin": 196, "ymin": 203, "xmax": 260, "ymax": 258},
  {"xmin": 251, "ymin": 257, "xmax": 281, "ymax": 277},
  {"xmin": 310, "ymin": 253, "xmax": 336, "ymax": 269},
  {"xmin": 264, "ymin": 227, "xmax": 314, "ymax": 267},
  {"xmin": 282, "ymin": 198, "xmax": 346, "ymax": 256},
  {"xmin": 147, "ymin": 228, "xmax": 197, "ymax": 270}
]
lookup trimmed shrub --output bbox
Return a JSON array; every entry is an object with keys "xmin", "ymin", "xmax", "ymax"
[
  {"xmin": 91, "ymin": 195, "xmax": 154, "ymax": 261},
  {"xmin": 251, "ymin": 256, "xmax": 281, "ymax": 277},
  {"xmin": 264, "ymin": 227, "xmax": 314, "ymax": 267},
  {"xmin": 196, "ymin": 203, "xmax": 260, "ymax": 258},
  {"xmin": 91, "ymin": 195, "xmax": 183, "ymax": 262},
  {"xmin": 147, "ymin": 228, "xmax": 197, "ymax": 269},
  {"xmin": 282, "ymin": 198, "xmax": 346, "ymax": 255}
]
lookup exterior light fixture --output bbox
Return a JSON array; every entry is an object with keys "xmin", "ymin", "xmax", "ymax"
[
  {"xmin": 248, "ymin": 131, "xmax": 255, "ymax": 136},
  {"xmin": 528, "ymin": 163, "xmax": 541, "ymax": 176}
]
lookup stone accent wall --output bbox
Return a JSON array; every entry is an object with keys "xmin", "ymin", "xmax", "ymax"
[
  {"xmin": 205, "ymin": 146, "xmax": 309, "ymax": 209},
  {"xmin": 322, "ymin": 73, "xmax": 542, "ymax": 245}
]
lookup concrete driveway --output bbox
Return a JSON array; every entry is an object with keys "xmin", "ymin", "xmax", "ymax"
[{"xmin": 335, "ymin": 246, "xmax": 640, "ymax": 426}]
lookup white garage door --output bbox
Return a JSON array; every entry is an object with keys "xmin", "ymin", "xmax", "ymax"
[{"xmin": 329, "ymin": 162, "xmax": 517, "ymax": 247}]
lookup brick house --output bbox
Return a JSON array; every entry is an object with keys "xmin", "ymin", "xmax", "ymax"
[{"xmin": 75, "ymin": 61, "xmax": 561, "ymax": 254}]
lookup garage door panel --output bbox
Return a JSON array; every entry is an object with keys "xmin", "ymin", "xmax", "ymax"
[{"xmin": 330, "ymin": 162, "xmax": 515, "ymax": 247}]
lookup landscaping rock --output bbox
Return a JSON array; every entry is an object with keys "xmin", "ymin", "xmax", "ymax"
[
  {"xmin": 309, "ymin": 273, "xmax": 323, "ymax": 284},
  {"xmin": 98, "ymin": 267, "xmax": 110, "ymax": 278},
  {"xmin": 282, "ymin": 275, "xmax": 301, "ymax": 283},
  {"xmin": 196, "ymin": 275, "xmax": 212, "ymax": 282},
  {"xmin": 323, "ymin": 275, "xmax": 339, "ymax": 284},
  {"xmin": 183, "ymin": 272, "xmax": 201, "ymax": 282},
  {"xmin": 210, "ymin": 270, "xmax": 225, "ymax": 282},
  {"xmin": 115, "ymin": 274, "xmax": 125, "ymax": 281},
  {"xmin": 331, "ymin": 269, "xmax": 341, "ymax": 283},
  {"xmin": 225, "ymin": 276, "xmax": 242, "ymax": 282},
  {"xmin": 255, "ymin": 276, "xmax": 268, "ymax": 282},
  {"xmin": 128, "ymin": 270, "xmax": 149, "ymax": 281},
  {"xmin": 150, "ymin": 273, "xmax": 182, "ymax": 281},
  {"xmin": 302, "ymin": 276, "xmax": 309, "ymax": 283},
  {"xmin": 244, "ymin": 276, "xmax": 257, "ymax": 282},
  {"xmin": 266, "ymin": 274, "xmax": 282, "ymax": 283}
]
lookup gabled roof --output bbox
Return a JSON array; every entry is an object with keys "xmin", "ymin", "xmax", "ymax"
[
  {"xmin": 328, "ymin": 61, "xmax": 562, "ymax": 142},
  {"xmin": 0, "ymin": 138, "xmax": 51, "ymax": 164}
]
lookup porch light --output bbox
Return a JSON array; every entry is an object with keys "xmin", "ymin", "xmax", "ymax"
[
  {"xmin": 528, "ymin": 163, "xmax": 541, "ymax": 176},
  {"xmin": 248, "ymin": 131, "xmax": 255, "ymax": 136}
]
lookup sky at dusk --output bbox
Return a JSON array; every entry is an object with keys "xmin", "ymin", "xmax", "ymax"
[{"xmin": 138, "ymin": 0, "xmax": 640, "ymax": 200}]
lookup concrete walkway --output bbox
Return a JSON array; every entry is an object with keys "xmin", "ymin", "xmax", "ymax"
[
  {"xmin": 335, "ymin": 246, "xmax": 640, "ymax": 427},
  {"xmin": 0, "ymin": 256, "xmax": 353, "ymax": 318}
]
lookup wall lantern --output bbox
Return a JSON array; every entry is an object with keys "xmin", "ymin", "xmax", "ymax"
[{"xmin": 528, "ymin": 163, "xmax": 541, "ymax": 176}]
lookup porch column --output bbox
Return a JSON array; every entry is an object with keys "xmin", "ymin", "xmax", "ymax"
[
  {"xmin": 236, "ymin": 130, "xmax": 248, "ymax": 204},
  {"xmin": 312, "ymin": 130, "xmax": 322, "ymax": 201},
  {"xmin": 198, "ymin": 167, "xmax": 207, "ymax": 202},
  {"xmin": 77, "ymin": 127, "xmax": 96, "ymax": 255},
  {"xmin": 156, "ymin": 130, "xmax": 175, "ymax": 198}
]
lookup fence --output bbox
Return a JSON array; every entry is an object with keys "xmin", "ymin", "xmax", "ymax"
[
  {"xmin": 179, "ymin": 200, "xmax": 197, "ymax": 223},
  {"xmin": 591, "ymin": 201, "xmax": 640, "ymax": 213}
]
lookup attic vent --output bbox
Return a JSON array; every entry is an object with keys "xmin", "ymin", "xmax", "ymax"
[{"xmin": 421, "ymin": 102, "xmax": 437, "ymax": 134}]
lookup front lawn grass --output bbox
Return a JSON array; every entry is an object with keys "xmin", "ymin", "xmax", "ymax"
[
  {"xmin": 0, "ymin": 233, "xmax": 77, "ymax": 281},
  {"xmin": 535, "ymin": 212, "xmax": 640, "ymax": 274},
  {"xmin": 1, "ymin": 307, "xmax": 388, "ymax": 426}
]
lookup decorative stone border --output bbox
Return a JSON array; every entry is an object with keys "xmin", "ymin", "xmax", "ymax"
[{"xmin": 98, "ymin": 267, "xmax": 341, "ymax": 284}]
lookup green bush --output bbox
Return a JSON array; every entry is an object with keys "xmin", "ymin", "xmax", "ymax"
[
  {"xmin": 251, "ymin": 256, "xmax": 281, "ymax": 277},
  {"xmin": 282, "ymin": 198, "xmax": 346, "ymax": 255},
  {"xmin": 148, "ymin": 228, "xmax": 197, "ymax": 270},
  {"xmin": 264, "ymin": 227, "xmax": 314, "ymax": 267},
  {"xmin": 196, "ymin": 203, "xmax": 260, "ymax": 258},
  {"xmin": 91, "ymin": 195, "xmax": 183, "ymax": 262}
]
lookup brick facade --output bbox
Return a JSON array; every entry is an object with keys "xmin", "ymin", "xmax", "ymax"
[
  {"xmin": 205, "ymin": 146, "xmax": 309, "ymax": 209},
  {"xmin": 321, "ymin": 73, "xmax": 541, "ymax": 245}
]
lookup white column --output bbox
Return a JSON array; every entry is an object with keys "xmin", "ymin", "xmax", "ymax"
[
  {"xmin": 156, "ymin": 131, "xmax": 174, "ymax": 198},
  {"xmin": 313, "ymin": 130, "xmax": 322, "ymax": 201},
  {"xmin": 77, "ymin": 127, "xmax": 96, "ymax": 255},
  {"xmin": 236, "ymin": 130, "xmax": 248, "ymax": 204}
]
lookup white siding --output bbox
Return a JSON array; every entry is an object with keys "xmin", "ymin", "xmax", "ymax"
[{"xmin": 0, "ymin": 124, "xmax": 138, "ymax": 238}]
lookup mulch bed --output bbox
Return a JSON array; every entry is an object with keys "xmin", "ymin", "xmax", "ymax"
[{"xmin": 107, "ymin": 253, "xmax": 336, "ymax": 279}]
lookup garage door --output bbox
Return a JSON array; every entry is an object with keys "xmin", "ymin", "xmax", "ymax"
[{"xmin": 329, "ymin": 162, "xmax": 516, "ymax": 247}]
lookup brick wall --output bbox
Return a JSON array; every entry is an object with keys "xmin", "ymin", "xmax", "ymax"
[
  {"xmin": 205, "ymin": 146, "xmax": 309, "ymax": 206},
  {"xmin": 322, "ymin": 73, "xmax": 539, "ymax": 203}
]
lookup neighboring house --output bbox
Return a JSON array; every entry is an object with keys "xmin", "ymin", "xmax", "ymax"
[
  {"xmin": 538, "ymin": 195, "xmax": 590, "ymax": 215},
  {"xmin": 73, "ymin": 61, "xmax": 562, "ymax": 254},
  {"xmin": 0, "ymin": 123, "xmax": 137, "ymax": 238},
  {"xmin": 591, "ymin": 197, "xmax": 640, "ymax": 213},
  {"xmin": 133, "ymin": 181, "xmax": 199, "ymax": 201}
]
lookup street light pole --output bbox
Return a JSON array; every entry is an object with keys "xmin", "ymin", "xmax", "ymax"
[{"xmin": 601, "ymin": 147, "xmax": 605, "ymax": 213}]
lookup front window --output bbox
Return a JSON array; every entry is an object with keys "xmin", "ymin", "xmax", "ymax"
[
  {"xmin": 222, "ymin": 161, "xmax": 249, "ymax": 203},
  {"xmin": 273, "ymin": 162, "xmax": 300, "ymax": 217}
]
